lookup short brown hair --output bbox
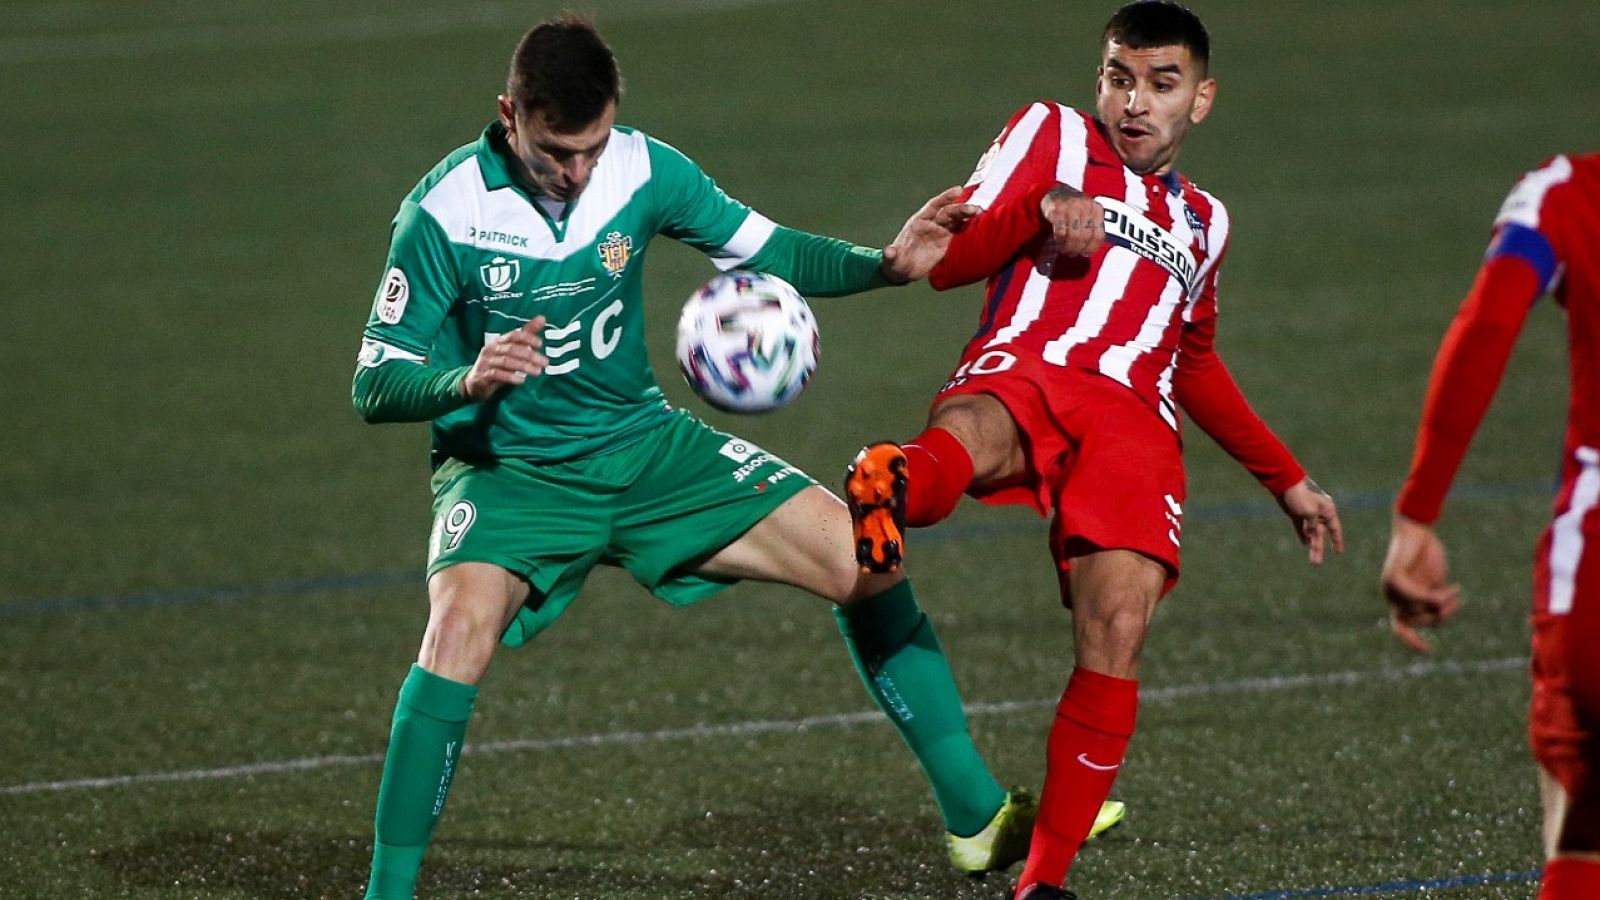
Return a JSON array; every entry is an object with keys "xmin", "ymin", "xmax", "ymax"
[
  {"xmin": 506, "ymin": 14, "xmax": 622, "ymax": 132},
  {"xmin": 1103, "ymin": 1, "xmax": 1211, "ymax": 74}
]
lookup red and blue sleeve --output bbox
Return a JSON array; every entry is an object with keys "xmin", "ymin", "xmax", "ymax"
[{"xmin": 1394, "ymin": 228, "xmax": 1552, "ymax": 523}]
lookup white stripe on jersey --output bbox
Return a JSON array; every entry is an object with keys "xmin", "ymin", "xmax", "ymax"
[
  {"xmin": 969, "ymin": 103, "xmax": 1051, "ymax": 210},
  {"xmin": 1121, "ymin": 167, "xmax": 1148, "ymax": 213},
  {"xmin": 1550, "ymin": 445, "xmax": 1600, "ymax": 616},
  {"xmin": 710, "ymin": 211, "xmax": 778, "ymax": 271},
  {"xmin": 1496, "ymin": 155, "xmax": 1574, "ymax": 231},
  {"xmin": 418, "ymin": 129, "xmax": 653, "ymax": 264},
  {"xmin": 986, "ymin": 264, "xmax": 1054, "ymax": 348},
  {"xmin": 1098, "ymin": 277, "xmax": 1184, "ymax": 386},
  {"xmin": 1040, "ymin": 249, "xmax": 1138, "ymax": 365},
  {"xmin": 1055, "ymin": 107, "xmax": 1088, "ymax": 187}
]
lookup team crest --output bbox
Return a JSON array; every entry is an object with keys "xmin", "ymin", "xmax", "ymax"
[
  {"xmin": 598, "ymin": 231, "xmax": 633, "ymax": 278},
  {"xmin": 480, "ymin": 256, "xmax": 520, "ymax": 293},
  {"xmin": 1183, "ymin": 205, "xmax": 1207, "ymax": 253}
]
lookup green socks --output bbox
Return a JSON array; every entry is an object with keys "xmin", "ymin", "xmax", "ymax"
[
  {"xmin": 365, "ymin": 664, "xmax": 478, "ymax": 900},
  {"xmin": 834, "ymin": 579, "xmax": 1006, "ymax": 837}
]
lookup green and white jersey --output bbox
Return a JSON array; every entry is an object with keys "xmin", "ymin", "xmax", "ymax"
[{"xmin": 355, "ymin": 123, "xmax": 887, "ymax": 464}]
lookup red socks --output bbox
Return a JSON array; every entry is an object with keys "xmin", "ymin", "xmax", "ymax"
[
  {"xmin": 1015, "ymin": 667, "xmax": 1139, "ymax": 896},
  {"xmin": 903, "ymin": 427, "xmax": 974, "ymax": 527},
  {"xmin": 1541, "ymin": 857, "xmax": 1600, "ymax": 897}
]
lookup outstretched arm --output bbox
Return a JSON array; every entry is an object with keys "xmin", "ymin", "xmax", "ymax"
[
  {"xmin": 715, "ymin": 187, "xmax": 980, "ymax": 297},
  {"xmin": 1382, "ymin": 248, "xmax": 1544, "ymax": 652},
  {"xmin": 928, "ymin": 182, "xmax": 1108, "ymax": 290}
]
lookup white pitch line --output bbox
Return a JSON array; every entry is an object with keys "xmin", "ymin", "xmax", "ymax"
[{"xmin": 0, "ymin": 656, "xmax": 1526, "ymax": 797}]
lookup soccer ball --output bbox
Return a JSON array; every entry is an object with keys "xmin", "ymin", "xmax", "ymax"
[{"xmin": 675, "ymin": 271, "xmax": 820, "ymax": 414}]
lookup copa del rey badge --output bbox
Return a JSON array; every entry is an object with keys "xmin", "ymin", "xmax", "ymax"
[
  {"xmin": 598, "ymin": 231, "xmax": 632, "ymax": 278},
  {"xmin": 480, "ymin": 256, "xmax": 520, "ymax": 293}
]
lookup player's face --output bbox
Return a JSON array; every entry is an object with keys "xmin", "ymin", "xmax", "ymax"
[
  {"xmin": 1095, "ymin": 41, "xmax": 1215, "ymax": 176},
  {"xmin": 497, "ymin": 96, "xmax": 616, "ymax": 202}
]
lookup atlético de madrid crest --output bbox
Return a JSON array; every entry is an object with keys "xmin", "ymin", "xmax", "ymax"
[{"xmin": 598, "ymin": 231, "xmax": 633, "ymax": 278}]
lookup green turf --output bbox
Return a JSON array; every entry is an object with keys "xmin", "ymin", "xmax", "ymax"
[{"xmin": 3, "ymin": 0, "xmax": 1597, "ymax": 896}]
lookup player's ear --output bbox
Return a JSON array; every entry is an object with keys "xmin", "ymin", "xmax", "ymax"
[
  {"xmin": 496, "ymin": 94, "xmax": 517, "ymax": 132},
  {"xmin": 1189, "ymin": 77, "xmax": 1216, "ymax": 125}
]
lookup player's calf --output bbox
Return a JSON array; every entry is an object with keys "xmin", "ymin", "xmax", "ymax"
[{"xmin": 845, "ymin": 442, "xmax": 908, "ymax": 573}]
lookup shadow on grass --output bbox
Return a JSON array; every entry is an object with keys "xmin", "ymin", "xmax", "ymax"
[{"xmin": 91, "ymin": 793, "xmax": 1006, "ymax": 899}]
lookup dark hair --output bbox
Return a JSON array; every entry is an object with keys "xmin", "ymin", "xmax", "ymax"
[
  {"xmin": 1102, "ymin": 1, "xmax": 1210, "ymax": 73},
  {"xmin": 506, "ymin": 14, "xmax": 622, "ymax": 132}
]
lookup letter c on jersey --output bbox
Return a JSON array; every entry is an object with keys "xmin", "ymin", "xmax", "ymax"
[{"xmin": 592, "ymin": 298, "xmax": 624, "ymax": 360}]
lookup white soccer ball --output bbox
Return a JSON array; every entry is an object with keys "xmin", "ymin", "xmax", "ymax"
[{"xmin": 675, "ymin": 271, "xmax": 820, "ymax": 414}]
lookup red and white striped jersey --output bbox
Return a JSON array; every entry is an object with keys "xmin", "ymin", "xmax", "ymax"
[
  {"xmin": 1493, "ymin": 154, "xmax": 1600, "ymax": 458},
  {"xmin": 937, "ymin": 101, "xmax": 1230, "ymax": 429},
  {"xmin": 1396, "ymin": 154, "xmax": 1600, "ymax": 614}
]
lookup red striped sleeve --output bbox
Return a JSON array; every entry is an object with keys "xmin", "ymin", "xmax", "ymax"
[
  {"xmin": 1395, "ymin": 252, "xmax": 1544, "ymax": 523},
  {"xmin": 931, "ymin": 180, "xmax": 1055, "ymax": 291}
]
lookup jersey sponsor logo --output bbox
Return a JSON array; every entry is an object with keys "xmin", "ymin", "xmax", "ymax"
[
  {"xmin": 375, "ymin": 267, "xmax": 409, "ymax": 324},
  {"xmin": 1098, "ymin": 197, "xmax": 1197, "ymax": 295},
  {"xmin": 480, "ymin": 256, "xmax": 521, "ymax": 293},
  {"xmin": 467, "ymin": 226, "xmax": 531, "ymax": 249},
  {"xmin": 597, "ymin": 231, "xmax": 633, "ymax": 278},
  {"xmin": 718, "ymin": 438, "xmax": 760, "ymax": 463},
  {"xmin": 498, "ymin": 298, "xmax": 626, "ymax": 377}
]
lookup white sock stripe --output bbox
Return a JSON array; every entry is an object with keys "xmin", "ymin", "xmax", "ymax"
[{"xmin": 0, "ymin": 656, "xmax": 1525, "ymax": 797}]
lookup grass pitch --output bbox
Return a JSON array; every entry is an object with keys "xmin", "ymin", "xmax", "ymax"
[{"xmin": 4, "ymin": 1, "xmax": 1598, "ymax": 897}]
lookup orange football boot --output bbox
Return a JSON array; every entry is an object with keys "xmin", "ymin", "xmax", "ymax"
[{"xmin": 844, "ymin": 442, "xmax": 909, "ymax": 573}]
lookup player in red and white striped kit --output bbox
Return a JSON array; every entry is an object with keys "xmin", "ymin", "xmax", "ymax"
[
  {"xmin": 843, "ymin": 4, "xmax": 1342, "ymax": 898},
  {"xmin": 1383, "ymin": 152, "xmax": 1600, "ymax": 899}
]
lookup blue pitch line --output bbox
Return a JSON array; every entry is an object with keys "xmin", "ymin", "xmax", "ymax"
[
  {"xmin": 0, "ymin": 480, "xmax": 1551, "ymax": 620},
  {"xmin": 1213, "ymin": 868, "xmax": 1542, "ymax": 898}
]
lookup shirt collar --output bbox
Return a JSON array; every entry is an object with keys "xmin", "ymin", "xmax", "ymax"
[{"xmin": 475, "ymin": 122, "xmax": 520, "ymax": 191}]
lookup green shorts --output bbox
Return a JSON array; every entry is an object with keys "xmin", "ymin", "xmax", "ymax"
[{"xmin": 426, "ymin": 410, "xmax": 815, "ymax": 647}]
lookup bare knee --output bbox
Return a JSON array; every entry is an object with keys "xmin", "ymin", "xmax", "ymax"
[
  {"xmin": 1072, "ymin": 597, "xmax": 1152, "ymax": 677},
  {"xmin": 929, "ymin": 394, "xmax": 1024, "ymax": 484},
  {"xmin": 1067, "ymin": 551, "xmax": 1165, "ymax": 678},
  {"xmin": 418, "ymin": 564, "xmax": 527, "ymax": 684}
]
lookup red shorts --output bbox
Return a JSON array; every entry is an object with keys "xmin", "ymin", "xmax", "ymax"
[
  {"xmin": 1531, "ymin": 612, "xmax": 1591, "ymax": 795},
  {"xmin": 937, "ymin": 360, "xmax": 1185, "ymax": 597}
]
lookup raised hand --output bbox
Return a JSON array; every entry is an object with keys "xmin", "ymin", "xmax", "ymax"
[
  {"xmin": 462, "ymin": 316, "xmax": 548, "ymax": 401},
  {"xmin": 880, "ymin": 186, "xmax": 982, "ymax": 284},
  {"xmin": 1041, "ymin": 185, "xmax": 1107, "ymax": 258}
]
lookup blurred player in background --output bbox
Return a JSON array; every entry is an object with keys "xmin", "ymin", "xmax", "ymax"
[
  {"xmin": 1383, "ymin": 152, "xmax": 1600, "ymax": 899},
  {"xmin": 350, "ymin": 15, "xmax": 1130, "ymax": 899},
  {"xmin": 843, "ymin": 3, "xmax": 1342, "ymax": 897}
]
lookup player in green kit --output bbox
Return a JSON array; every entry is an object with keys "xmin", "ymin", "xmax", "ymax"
[{"xmin": 352, "ymin": 15, "xmax": 1124, "ymax": 899}]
